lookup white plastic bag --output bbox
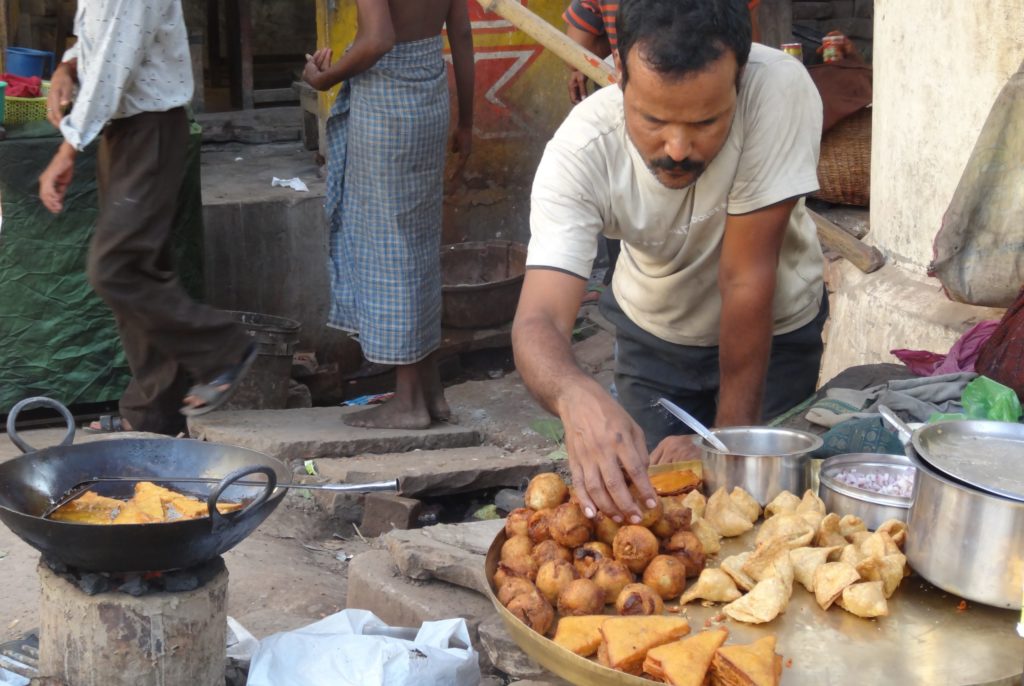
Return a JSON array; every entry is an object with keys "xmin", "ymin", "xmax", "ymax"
[{"xmin": 246, "ymin": 609, "xmax": 480, "ymax": 686}]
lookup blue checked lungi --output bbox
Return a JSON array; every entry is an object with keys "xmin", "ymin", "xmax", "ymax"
[{"xmin": 324, "ymin": 36, "xmax": 450, "ymax": 365}]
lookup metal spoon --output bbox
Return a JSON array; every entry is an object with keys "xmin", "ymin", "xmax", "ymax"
[{"xmin": 657, "ymin": 398, "xmax": 730, "ymax": 452}]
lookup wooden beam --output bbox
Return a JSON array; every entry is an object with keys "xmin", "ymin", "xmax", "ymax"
[
  {"xmin": 0, "ymin": 0, "xmax": 7, "ymax": 74},
  {"xmin": 808, "ymin": 208, "xmax": 886, "ymax": 274},
  {"xmin": 226, "ymin": 0, "xmax": 254, "ymax": 110}
]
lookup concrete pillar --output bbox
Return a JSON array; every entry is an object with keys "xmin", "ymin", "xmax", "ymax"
[
  {"xmin": 759, "ymin": 0, "xmax": 794, "ymax": 48},
  {"xmin": 38, "ymin": 560, "xmax": 229, "ymax": 686},
  {"xmin": 820, "ymin": 0, "xmax": 1024, "ymax": 380}
]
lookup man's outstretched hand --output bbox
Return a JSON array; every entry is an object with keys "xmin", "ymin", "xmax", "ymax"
[{"xmin": 558, "ymin": 381, "xmax": 658, "ymax": 524}]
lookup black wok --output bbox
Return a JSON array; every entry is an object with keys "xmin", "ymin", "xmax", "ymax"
[{"xmin": 1, "ymin": 397, "xmax": 291, "ymax": 572}]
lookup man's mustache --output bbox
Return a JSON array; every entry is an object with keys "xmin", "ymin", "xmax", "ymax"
[{"xmin": 650, "ymin": 157, "xmax": 704, "ymax": 173}]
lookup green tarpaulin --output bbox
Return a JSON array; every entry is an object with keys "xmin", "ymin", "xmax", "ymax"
[{"xmin": 0, "ymin": 121, "xmax": 204, "ymax": 411}]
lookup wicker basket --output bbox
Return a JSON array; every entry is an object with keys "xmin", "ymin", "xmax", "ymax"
[
  {"xmin": 3, "ymin": 81, "xmax": 50, "ymax": 125},
  {"xmin": 813, "ymin": 106, "xmax": 871, "ymax": 207}
]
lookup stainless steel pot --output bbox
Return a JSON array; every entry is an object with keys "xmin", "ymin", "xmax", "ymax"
[
  {"xmin": 880, "ymin": 407, "xmax": 1024, "ymax": 610},
  {"xmin": 700, "ymin": 427, "xmax": 822, "ymax": 506},
  {"xmin": 817, "ymin": 453, "xmax": 913, "ymax": 530}
]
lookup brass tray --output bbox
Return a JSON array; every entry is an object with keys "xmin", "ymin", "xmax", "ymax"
[{"xmin": 483, "ymin": 475, "xmax": 1024, "ymax": 685}]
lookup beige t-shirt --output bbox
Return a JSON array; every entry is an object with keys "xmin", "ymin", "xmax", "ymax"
[{"xmin": 527, "ymin": 44, "xmax": 825, "ymax": 346}]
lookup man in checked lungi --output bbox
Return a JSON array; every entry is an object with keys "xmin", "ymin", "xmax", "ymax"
[{"xmin": 303, "ymin": 0, "xmax": 474, "ymax": 429}]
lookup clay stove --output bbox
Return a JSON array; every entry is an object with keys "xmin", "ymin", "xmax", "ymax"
[{"xmin": 36, "ymin": 556, "xmax": 229, "ymax": 686}]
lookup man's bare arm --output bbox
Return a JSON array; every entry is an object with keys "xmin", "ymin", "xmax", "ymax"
[
  {"xmin": 304, "ymin": 0, "xmax": 396, "ymax": 91},
  {"xmin": 716, "ymin": 198, "xmax": 797, "ymax": 427},
  {"xmin": 513, "ymin": 268, "xmax": 656, "ymax": 523},
  {"xmin": 446, "ymin": 0, "xmax": 475, "ymax": 131}
]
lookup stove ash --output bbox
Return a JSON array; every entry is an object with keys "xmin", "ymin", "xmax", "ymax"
[{"xmin": 42, "ymin": 556, "xmax": 226, "ymax": 596}]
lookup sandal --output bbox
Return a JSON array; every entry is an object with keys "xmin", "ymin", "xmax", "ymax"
[
  {"xmin": 180, "ymin": 343, "xmax": 258, "ymax": 417},
  {"xmin": 81, "ymin": 415, "xmax": 131, "ymax": 434}
]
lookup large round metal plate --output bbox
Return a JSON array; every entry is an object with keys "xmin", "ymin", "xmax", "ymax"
[
  {"xmin": 914, "ymin": 420, "xmax": 1024, "ymax": 502},
  {"xmin": 485, "ymin": 526, "xmax": 1024, "ymax": 686}
]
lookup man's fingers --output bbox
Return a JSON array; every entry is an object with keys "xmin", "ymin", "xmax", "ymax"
[
  {"xmin": 582, "ymin": 459, "xmax": 621, "ymax": 523},
  {"xmin": 593, "ymin": 445, "xmax": 641, "ymax": 523}
]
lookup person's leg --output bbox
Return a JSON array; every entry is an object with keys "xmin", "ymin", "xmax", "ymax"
[
  {"xmin": 343, "ymin": 359, "xmax": 432, "ymax": 430},
  {"xmin": 87, "ymin": 110, "xmax": 253, "ymax": 418},
  {"xmin": 419, "ymin": 352, "xmax": 451, "ymax": 421},
  {"xmin": 86, "ymin": 109, "xmax": 250, "ymax": 411},
  {"xmin": 600, "ymin": 290, "xmax": 719, "ymax": 452},
  {"xmin": 761, "ymin": 291, "xmax": 830, "ymax": 421}
]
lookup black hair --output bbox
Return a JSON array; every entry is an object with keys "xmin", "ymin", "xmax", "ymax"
[{"xmin": 616, "ymin": 0, "xmax": 752, "ymax": 88}]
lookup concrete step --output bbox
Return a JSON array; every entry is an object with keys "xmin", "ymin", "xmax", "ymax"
[
  {"xmin": 313, "ymin": 446, "xmax": 554, "ymax": 498},
  {"xmin": 187, "ymin": 407, "xmax": 483, "ymax": 461},
  {"xmin": 295, "ymin": 448, "xmax": 553, "ymax": 535}
]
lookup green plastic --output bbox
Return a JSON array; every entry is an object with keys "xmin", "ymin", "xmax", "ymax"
[
  {"xmin": 0, "ymin": 122, "xmax": 205, "ymax": 411},
  {"xmin": 961, "ymin": 375, "xmax": 1023, "ymax": 422}
]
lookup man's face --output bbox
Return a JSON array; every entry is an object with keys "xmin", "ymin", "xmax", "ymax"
[{"xmin": 616, "ymin": 47, "xmax": 739, "ymax": 190}]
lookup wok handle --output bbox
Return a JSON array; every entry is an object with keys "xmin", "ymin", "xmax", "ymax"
[
  {"xmin": 6, "ymin": 397, "xmax": 76, "ymax": 454},
  {"xmin": 878, "ymin": 405, "xmax": 913, "ymax": 446},
  {"xmin": 207, "ymin": 465, "xmax": 277, "ymax": 532}
]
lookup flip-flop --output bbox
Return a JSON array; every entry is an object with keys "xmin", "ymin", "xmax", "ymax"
[
  {"xmin": 180, "ymin": 343, "xmax": 258, "ymax": 417},
  {"xmin": 81, "ymin": 415, "xmax": 130, "ymax": 434}
]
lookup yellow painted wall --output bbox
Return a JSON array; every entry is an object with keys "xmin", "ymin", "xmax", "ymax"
[{"xmin": 314, "ymin": 0, "xmax": 577, "ymax": 244}]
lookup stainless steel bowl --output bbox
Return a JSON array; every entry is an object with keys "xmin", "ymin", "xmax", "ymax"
[
  {"xmin": 818, "ymin": 453, "xmax": 913, "ymax": 530},
  {"xmin": 700, "ymin": 427, "xmax": 823, "ymax": 506}
]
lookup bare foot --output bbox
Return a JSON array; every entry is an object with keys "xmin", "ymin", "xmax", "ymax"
[
  {"xmin": 88, "ymin": 417, "xmax": 133, "ymax": 432},
  {"xmin": 420, "ymin": 355, "xmax": 453, "ymax": 422},
  {"xmin": 343, "ymin": 399, "xmax": 432, "ymax": 430}
]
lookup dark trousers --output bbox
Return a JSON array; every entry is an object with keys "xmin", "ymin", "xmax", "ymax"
[
  {"xmin": 86, "ymin": 108, "xmax": 248, "ymax": 435},
  {"xmin": 599, "ymin": 289, "xmax": 829, "ymax": 451}
]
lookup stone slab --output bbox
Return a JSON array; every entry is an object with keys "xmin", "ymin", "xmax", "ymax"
[
  {"xmin": 479, "ymin": 615, "xmax": 549, "ymax": 680},
  {"xmin": 312, "ymin": 446, "xmax": 555, "ymax": 498},
  {"xmin": 360, "ymin": 493, "xmax": 423, "ymax": 537},
  {"xmin": 383, "ymin": 520, "xmax": 504, "ymax": 595},
  {"xmin": 187, "ymin": 407, "xmax": 483, "ymax": 461},
  {"xmin": 346, "ymin": 550, "xmax": 496, "ymax": 671}
]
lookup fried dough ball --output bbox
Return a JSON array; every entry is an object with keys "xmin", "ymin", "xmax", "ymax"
[
  {"xmin": 524, "ymin": 473, "xmax": 569, "ymax": 511},
  {"xmin": 663, "ymin": 530, "xmax": 706, "ymax": 578},
  {"xmin": 651, "ymin": 496, "xmax": 693, "ymax": 539},
  {"xmin": 612, "ymin": 525, "xmax": 660, "ymax": 574},
  {"xmin": 527, "ymin": 508, "xmax": 554, "ymax": 544},
  {"xmin": 497, "ymin": 577, "xmax": 538, "ymax": 606},
  {"xmin": 642, "ymin": 554, "xmax": 688, "ymax": 600},
  {"xmin": 557, "ymin": 578, "xmax": 606, "ymax": 616},
  {"xmin": 507, "ymin": 589, "xmax": 555, "ymax": 635},
  {"xmin": 536, "ymin": 559, "xmax": 579, "ymax": 605},
  {"xmin": 501, "ymin": 534, "xmax": 534, "ymax": 563},
  {"xmin": 573, "ymin": 541, "xmax": 613, "ymax": 579},
  {"xmin": 592, "ymin": 559, "xmax": 635, "ymax": 603},
  {"xmin": 615, "ymin": 582, "xmax": 664, "ymax": 616},
  {"xmin": 626, "ymin": 484, "xmax": 663, "ymax": 529},
  {"xmin": 504, "ymin": 508, "xmax": 533, "ymax": 538},
  {"xmin": 495, "ymin": 557, "xmax": 538, "ymax": 586},
  {"xmin": 594, "ymin": 513, "xmax": 621, "ymax": 546},
  {"xmin": 550, "ymin": 502, "xmax": 594, "ymax": 548},
  {"xmin": 531, "ymin": 539, "xmax": 572, "ymax": 567}
]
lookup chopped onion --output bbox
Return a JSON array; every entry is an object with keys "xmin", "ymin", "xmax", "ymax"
[{"xmin": 833, "ymin": 468, "xmax": 914, "ymax": 498}]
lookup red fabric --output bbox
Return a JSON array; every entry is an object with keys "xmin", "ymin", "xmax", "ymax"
[
  {"xmin": 807, "ymin": 61, "xmax": 873, "ymax": 133},
  {"xmin": 1, "ymin": 73, "xmax": 42, "ymax": 97},
  {"xmin": 892, "ymin": 320, "xmax": 1000, "ymax": 376},
  {"xmin": 975, "ymin": 284, "xmax": 1024, "ymax": 400}
]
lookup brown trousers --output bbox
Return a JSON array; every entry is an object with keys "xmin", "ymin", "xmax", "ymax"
[{"xmin": 86, "ymin": 108, "xmax": 248, "ymax": 435}]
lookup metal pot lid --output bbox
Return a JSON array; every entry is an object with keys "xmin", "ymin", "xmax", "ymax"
[{"xmin": 913, "ymin": 420, "xmax": 1024, "ymax": 502}]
